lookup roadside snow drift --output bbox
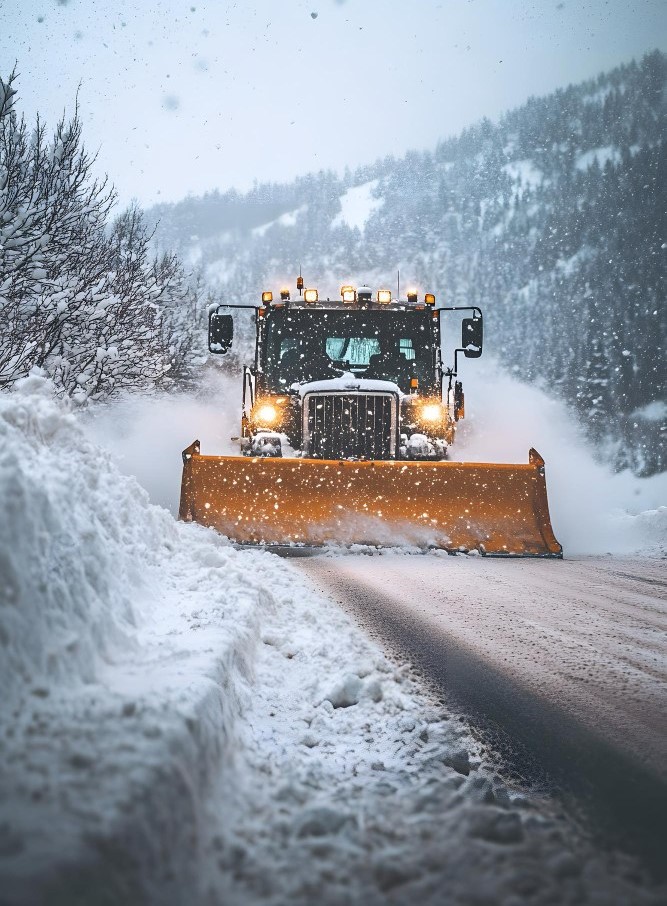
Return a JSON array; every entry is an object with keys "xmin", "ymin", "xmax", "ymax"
[
  {"xmin": 0, "ymin": 373, "xmax": 162, "ymax": 703},
  {"xmin": 0, "ymin": 374, "xmax": 267, "ymax": 902}
]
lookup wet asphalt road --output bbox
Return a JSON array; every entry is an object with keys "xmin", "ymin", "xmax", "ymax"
[{"xmin": 294, "ymin": 553, "xmax": 667, "ymax": 875}]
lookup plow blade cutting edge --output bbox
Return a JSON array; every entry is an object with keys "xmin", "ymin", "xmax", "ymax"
[{"xmin": 179, "ymin": 442, "xmax": 562, "ymax": 557}]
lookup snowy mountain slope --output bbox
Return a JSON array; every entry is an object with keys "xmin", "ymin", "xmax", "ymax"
[
  {"xmin": 2, "ymin": 376, "xmax": 665, "ymax": 904},
  {"xmin": 331, "ymin": 179, "xmax": 384, "ymax": 231},
  {"xmin": 149, "ymin": 50, "xmax": 666, "ymax": 476}
]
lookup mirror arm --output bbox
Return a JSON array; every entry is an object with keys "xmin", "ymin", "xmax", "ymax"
[
  {"xmin": 437, "ymin": 305, "xmax": 482, "ymax": 319},
  {"xmin": 209, "ymin": 303, "xmax": 262, "ymax": 356},
  {"xmin": 437, "ymin": 306, "xmax": 483, "ymax": 377}
]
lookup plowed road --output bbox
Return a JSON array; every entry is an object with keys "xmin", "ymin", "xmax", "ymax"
[{"xmin": 294, "ymin": 554, "xmax": 667, "ymax": 870}]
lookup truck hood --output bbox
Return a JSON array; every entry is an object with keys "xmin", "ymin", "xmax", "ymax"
[{"xmin": 295, "ymin": 373, "xmax": 403, "ymax": 397}]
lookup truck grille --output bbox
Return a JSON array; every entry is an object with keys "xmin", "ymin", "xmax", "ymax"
[{"xmin": 304, "ymin": 392, "xmax": 398, "ymax": 460}]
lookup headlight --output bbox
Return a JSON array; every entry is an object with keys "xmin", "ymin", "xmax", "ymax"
[
  {"xmin": 420, "ymin": 403, "xmax": 444, "ymax": 422},
  {"xmin": 256, "ymin": 404, "xmax": 278, "ymax": 423},
  {"xmin": 252, "ymin": 401, "xmax": 282, "ymax": 428}
]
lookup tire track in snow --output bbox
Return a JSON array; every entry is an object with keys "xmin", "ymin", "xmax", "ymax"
[{"xmin": 294, "ymin": 552, "xmax": 667, "ymax": 880}]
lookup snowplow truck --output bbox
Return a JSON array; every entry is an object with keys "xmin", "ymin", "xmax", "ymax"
[{"xmin": 180, "ymin": 282, "xmax": 562, "ymax": 556}]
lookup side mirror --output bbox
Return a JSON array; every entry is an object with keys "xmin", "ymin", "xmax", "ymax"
[
  {"xmin": 209, "ymin": 312, "xmax": 234, "ymax": 355},
  {"xmin": 462, "ymin": 316, "xmax": 483, "ymax": 358}
]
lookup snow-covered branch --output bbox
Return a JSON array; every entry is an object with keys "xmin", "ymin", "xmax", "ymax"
[{"xmin": 0, "ymin": 78, "xmax": 201, "ymax": 400}]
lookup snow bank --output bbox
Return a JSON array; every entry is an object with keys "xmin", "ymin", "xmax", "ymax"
[
  {"xmin": 452, "ymin": 360, "xmax": 666, "ymax": 556},
  {"xmin": 0, "ymin": 372, "xmax": 164, "ymax": 702},
  {"xmin": 0, "ymin": 373, "xmax": 271, "ymax": 902}
]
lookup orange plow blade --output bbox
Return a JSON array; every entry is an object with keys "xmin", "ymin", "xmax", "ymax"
[{"xmin": 179, "ymin": 442, "xmax": 562, "ymax": 557}]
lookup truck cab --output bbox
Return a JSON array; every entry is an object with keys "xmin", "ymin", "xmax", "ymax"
[{"xmin": 208, "ymin": 282, "xmax": 482, "ymax": 461}]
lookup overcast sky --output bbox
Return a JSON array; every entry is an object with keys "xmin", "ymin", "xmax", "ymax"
[{"xmin": 2, "ymin": 0, "xmax": 665, "ymax": 208}]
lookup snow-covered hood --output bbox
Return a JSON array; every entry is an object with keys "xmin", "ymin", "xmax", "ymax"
[{"xmin": 295, "ymin": 372, "xmax": 403, "ymax": 397}]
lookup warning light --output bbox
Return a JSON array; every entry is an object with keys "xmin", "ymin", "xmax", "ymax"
[
  {"xmin": 280, "ymin": 288, "xmax": 290, "ymax": 301},
  {"xmin": 424, "ymin": 293, "xmax": 436, "ymax": 306},
  {"xmin": 407, "ymin": 290, "xmax": 418, "ymax": 305},
  {"xmin": 377, "ymin": 289, "xmax": 392, "ymax": 304},
  {"xmin": 304, "ymin": 288, "xmax": 319, "ymax": 303},
  {"xmin": 341, "ymin": 285, "xmax": 356, "ymax": 304},
  {"xmin": 262, "ymin": 291, "xmax": 273, "ymax": 304},
  {"xmin": 296, "ymin": 275, "xmax": 304, "ymax": 293}
]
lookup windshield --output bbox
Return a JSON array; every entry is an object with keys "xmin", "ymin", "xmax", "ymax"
[{"xmin": 263, "ymin": 309, "xmax": 436, "ymax": 393}]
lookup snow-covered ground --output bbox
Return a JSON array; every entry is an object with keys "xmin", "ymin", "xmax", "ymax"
[
  {"xmin": 502, "ymin": 159, "xmax": 544, "ymax": 194},
  {"xmin": 252, "ymin": 205, "xmax": 307, "ymax": 238},
  {"xmin": 332, "ymin": 180, "xmax": 384, "ymax": 233},
  {"xmin": 575, "ymin": 145, "xmax": 622, "ymax": 171},
  {"xmin": 1, "ymin": 368, "xmax": 664, "ymax": 903},
  {"xmin": 202, "ymin": 551, "xmax": 666, "ymax": 905}
]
